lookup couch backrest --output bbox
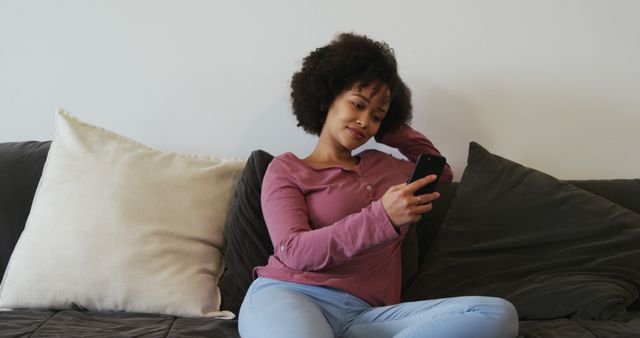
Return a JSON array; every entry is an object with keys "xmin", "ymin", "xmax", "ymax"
[
  {"xmin": 567, "ymin": 179, "xmax": 640, "ymax": 214},
  {"xmin": 0, "ymin": 141, "xmax": 51, "ymax": 278}
]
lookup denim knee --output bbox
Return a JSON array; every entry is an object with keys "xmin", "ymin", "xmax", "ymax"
[{"xmin": 487, "ymin": 297, "xmax": 519, "ymax": 338}]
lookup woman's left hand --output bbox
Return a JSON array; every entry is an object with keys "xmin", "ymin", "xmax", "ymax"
[{"xmin": 379, "ymin": 175, "xmax": 441, "ymax": 228}]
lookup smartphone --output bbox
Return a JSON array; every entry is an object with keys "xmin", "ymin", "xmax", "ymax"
[{"xmin": 407, "ymin": 153, "xmax": 447, "ymax": 196}]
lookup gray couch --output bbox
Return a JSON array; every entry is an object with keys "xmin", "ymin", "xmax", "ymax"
[{"xmin": 1, "ymin": 141, "xmax": 639, "ymax": 337}]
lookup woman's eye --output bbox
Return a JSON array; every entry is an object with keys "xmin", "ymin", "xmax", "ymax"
[
  {"xmin": 352, "ymin": 102, "xmax": 364, "ymax": 110},
  {"xmin": 372, "ymin": 116, "xmax": 382, "ymax": 123}
]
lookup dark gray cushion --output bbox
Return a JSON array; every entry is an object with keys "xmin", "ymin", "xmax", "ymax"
[
  {"xmin": 219, "ymin": 150, "xmax": 275, "ymax": 315},
  {"xmin": 0, "ymin": 141, "xmax": 51, "ymax": 279},
  {"xmin": 413, "ymin": 182, "xmax": 458, "ymax": 267},
  {"xmin": 404, "ymin": 142, "xmax": 640, "ymax": 321}
]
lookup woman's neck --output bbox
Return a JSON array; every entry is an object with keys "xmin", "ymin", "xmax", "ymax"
[
  {"xmin": 304, "ymin": 142, "xmax": 358, "ymax": 166},
  {"xmin": 308, "ymin": 149, "xmax": 353, "ymax": 163}
]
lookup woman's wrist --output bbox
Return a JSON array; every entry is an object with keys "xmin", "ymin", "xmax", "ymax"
[{"xmin": 375, "ymin": 123, "xmax": 410, "ymax": 146}]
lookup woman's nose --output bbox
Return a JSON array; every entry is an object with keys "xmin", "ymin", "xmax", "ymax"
[{"xmin": 357, "ymin": 113, "xmax": 371, "ymax": 128}]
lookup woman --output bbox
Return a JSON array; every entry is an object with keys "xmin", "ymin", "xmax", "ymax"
[{"xmin": 239, "ymin": 32, "xmax": 519, "ymax": 338}]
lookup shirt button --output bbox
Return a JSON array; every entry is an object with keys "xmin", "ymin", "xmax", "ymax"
[
  {"xmin": 366, "ymin": 185, "xmax": 372, "ymax": 191},
  {"xmin": 280, "ymin": 245, "xmax": 285, "ymax": 252}
]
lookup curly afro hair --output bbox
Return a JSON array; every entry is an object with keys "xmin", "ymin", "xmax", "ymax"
[{"xmin": 291, "ymin": 32, "xmax": 412, "ymax": 137}]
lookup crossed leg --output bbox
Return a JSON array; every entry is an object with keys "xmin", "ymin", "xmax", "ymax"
[{"xmin": 343, "ymin": 296, "xmax": 519, "ymax": 338}]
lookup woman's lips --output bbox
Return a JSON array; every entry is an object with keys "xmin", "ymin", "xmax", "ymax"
[{"xmin": 347, "ymin": 127, "xmax": 365, "ymax": 139}]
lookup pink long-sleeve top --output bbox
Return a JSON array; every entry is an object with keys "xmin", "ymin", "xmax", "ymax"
[{"xmin": 255, "ymin": 124, "xmax": 453, "ymax": 307}]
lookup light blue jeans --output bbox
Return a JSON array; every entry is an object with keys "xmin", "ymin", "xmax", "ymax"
[{"xmin": 238, "ymin": 277, "xmax": 519, "ymax": 338}]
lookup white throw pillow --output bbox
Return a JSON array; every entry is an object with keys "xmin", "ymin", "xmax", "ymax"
[{"xmin": 0, "ymin": 109, "xmax": 244, "ymax": 318}]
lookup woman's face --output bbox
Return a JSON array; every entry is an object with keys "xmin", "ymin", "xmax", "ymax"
[{"xmin": 322, "ymin": 81, "xmax": 391, "ymax": 151}]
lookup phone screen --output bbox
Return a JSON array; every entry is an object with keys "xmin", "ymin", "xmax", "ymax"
[{"xmin": 407, "ymin": 153, "xmax": 447, "ymax": 196}]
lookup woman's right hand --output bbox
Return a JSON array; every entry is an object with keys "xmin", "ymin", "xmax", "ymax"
[{"xmin": 380, "ymin": 175, "xmax": 441, "ymax": 228}]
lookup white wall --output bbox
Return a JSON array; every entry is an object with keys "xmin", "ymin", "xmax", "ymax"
[{"xmin": 1, "ymin": 0, "xmax": 638, "ymax": 180}]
